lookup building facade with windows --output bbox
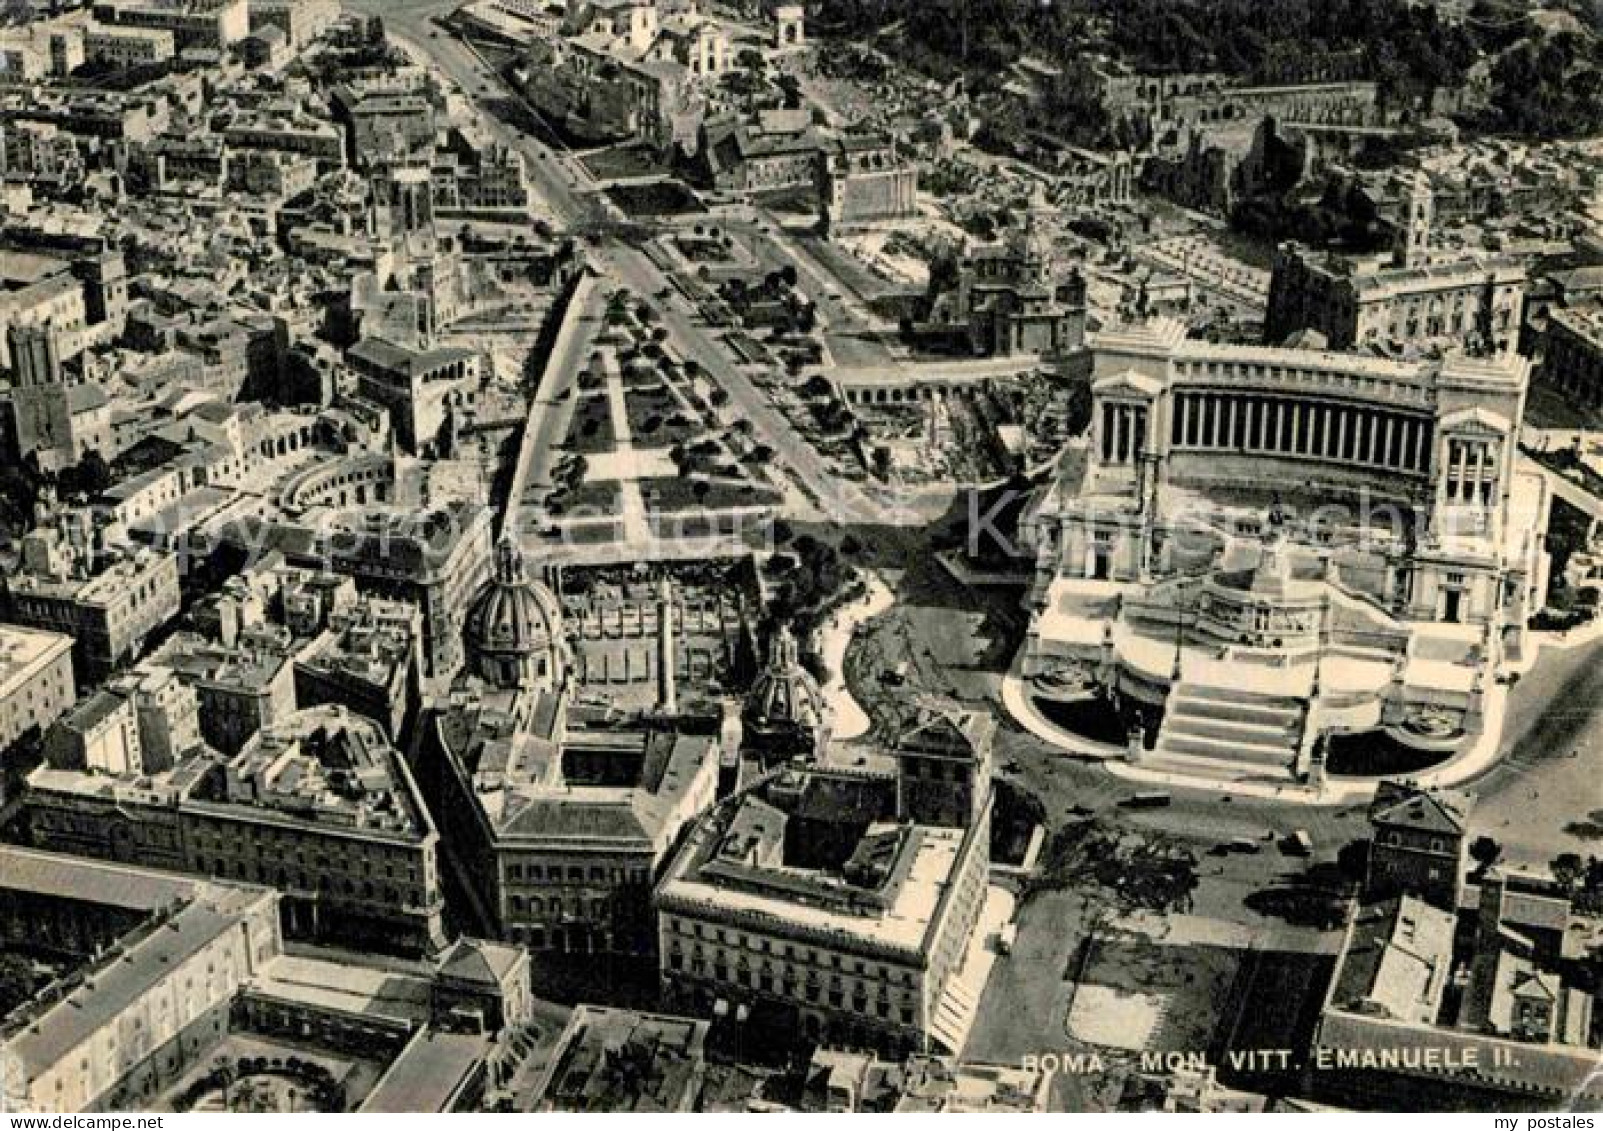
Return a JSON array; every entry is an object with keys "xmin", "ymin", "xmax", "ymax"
[
  {"xmin": 1363, "ymin": 779, "xmax": 1473, "ymax": 912},
  {"xmin": 0, "ymin": 624, "xmax": 76, "ymax": 803},
  {"xmin": 1540, "ymin": 302, "xmax": 1603, "ymax": 412},
  {"xmin": 22, "ymin": 704, "xmax": 447, "ymax": 954},
  {"xmin": 1265, "ymin": 242, "xmax": 1526, "ymax": 355},
  {"xmin": 653, "ymin": 706, "xmax": 994, "ymax": 1056},
  {"xmin": 6, "ymin": 537, "xmax": 183, "ymax": 682}
]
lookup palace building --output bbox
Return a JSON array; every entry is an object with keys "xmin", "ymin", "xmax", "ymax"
[
  {"xmin": 424, "ymin": 544, "xmax": 721, "ymax": 957},
  {"xmin": 1264, "ymin": 242, "xmax": 1526, "ymax": 356},
  {"xmin": 22, "ymin": 703, "xmax": 448, "ymax": 953},
  {"xmin": 1017, "ymin": 316, "xmax": 1550, "ymax": 785},
  {"xmin": 1, "ymin": 846, "xmax": 529, "ymax": 1113},
  {"xmin": 653, "ymin": 704, "xmax": 996, "ymax": 1057}
]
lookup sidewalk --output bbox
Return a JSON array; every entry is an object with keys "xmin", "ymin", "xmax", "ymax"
[
  {"xmin": 942, "ymin": 883, "xmax": 1017, "ymax": 1058},
  {"xmin": 814, "ymin": 571, "xmax": 895, "ymax": 741}
]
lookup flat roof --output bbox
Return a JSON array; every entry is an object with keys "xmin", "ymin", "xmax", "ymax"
[
  {"xmin": 2, "ymin": 852, "xmax": 274, "ymax": 1078},
  {"xmin": 360, "ymin": 1031, "xmax": 491, "ymax": 1113},
  {"xmin": 661, "ymin": 821, "xmax": 964, "ymax": 955},
  {"xmin": 0, "ymin": 844, "xmax": 196, "ymax": 911},
  {"xmin": 248, "ymin": 953, "xmax": 433, "ymax": 1025},
  {"xmin": 0, "ymin": 623, "xmax": 74, "ymax": 700}
]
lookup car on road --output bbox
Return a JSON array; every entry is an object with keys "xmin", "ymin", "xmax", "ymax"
[
  {"xmin": 1282, "ymin": 830, "xmax": 1314, "ymax": 856},
  {"xmin": 1120, "ymin": 791, "xmax": 1172, "ymax": 809}
]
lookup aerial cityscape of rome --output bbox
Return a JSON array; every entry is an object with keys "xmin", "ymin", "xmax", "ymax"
[{"xmin": 0, "ymin": 0, "xmax": 1600, "ymax": 1116}]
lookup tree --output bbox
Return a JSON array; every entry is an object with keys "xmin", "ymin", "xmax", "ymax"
[
  {"xmin": 1335, "ymin": 839, "xmax": 1370, "ymax": 889},
  {"xmin": 61, "ymin": 450, "xmax": 111, "ymax": 498},
  {"xmin": 1468, "ymin": 835, "xmax": 1502, "ymax": 876},
  {"xmin": 0, "ymin": 953, "xmax": 37, "ymax": 1016},
  {"xmin": 1551, "ymin": 852, "xmax": 1585, "ymax": 892}
]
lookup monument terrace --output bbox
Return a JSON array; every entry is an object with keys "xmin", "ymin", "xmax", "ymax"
[{"xmin": 1015, "ymin": 317, "xmax": 1551, "ymax": 791}]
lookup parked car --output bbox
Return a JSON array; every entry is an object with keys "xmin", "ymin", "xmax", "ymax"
[{"xmin": 1283, "ymin": 830, "xmax": 1315, "ymax": 856}]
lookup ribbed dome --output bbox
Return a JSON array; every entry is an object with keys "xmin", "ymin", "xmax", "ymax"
[
  {"xmin": 743, "ymin": 625, "xmax": 827, "ymax": 743},
  {"xmin": 466, "ymin": 538, "xmax": 566, "ymax": 690}
]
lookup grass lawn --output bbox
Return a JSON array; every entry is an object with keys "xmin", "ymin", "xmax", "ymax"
[
  {"xmin": 673, "ymin": 233, "xmax": 737, "ymax": 265},
  {"xmin": 606, "ymin": 181, "xmax": 704, "ymax": 216},
  {"xmin": 639, "ymin": 475, "xmax": 783, "ymax": 512},
  {"xmin": 1034, "ymin": 694, "xmax": 1129, "ymax": 745},
  {"xmin": 155, "ymin": 1032, "xmax": 391, "ymax": 1113},
  {"xmin": 581, "ymin": 143, "xmax": 668, "ymax": 181},
  {"xmin": 565, "ymin": 393, "xmax": 617, "ymax": 454},
  {"xmin": 554, "ymin": 519, "xmax": 627, "ymax": 545},
  {"xmin": 1324, "ymin": 730, "xmax": 1454, "ymax": 777},
  {"xmin": 548, "ymin": 479, "xmax": 622, "ymax": 516},
  {"xmin": 624, "ymin": 385, "xmax": 703, "ymax": 448}
]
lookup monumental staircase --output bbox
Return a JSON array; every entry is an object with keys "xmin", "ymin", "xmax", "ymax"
[{"xmin": 1148, "ymin": 679, "xmax": 1306, "ymax": 781}]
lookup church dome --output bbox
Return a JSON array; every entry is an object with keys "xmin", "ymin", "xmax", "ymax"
[
  {"xmin": 742, "ymin": 625, "xmax": 828, "ymax": 756},
  {"xmin": 466, "ymin": 538, "xmax": 566, "ymax": 690}
]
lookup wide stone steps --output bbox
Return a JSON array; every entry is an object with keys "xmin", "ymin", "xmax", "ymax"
[
  {"xmin": 1161, "ymin": 710, "xmax": 1291, "ymax": 747},
  {"xmin": 1140, "ymin": 747, "xmax": 1298, "ymax": 782},
  {"xmin": 1151, "ymin": 679, "xmax": 1305, "ymax": 779},
  {"xmin": 1155, "ymin": 729, "xmax": 1292, "ymax": 768},
  {"xmin": 1168, "ymin": 692, "xmax": 1301, "ymax": 730},
  {"xmin": 929, "ymin": 965, "xmax": 983, "ymax": 1053}
]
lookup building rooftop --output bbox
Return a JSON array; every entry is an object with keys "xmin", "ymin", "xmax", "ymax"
[
  {"xmin": 1550, "ymin": 300, "xmax": 1603, "ymax": 346},
  {"xmin": 0, "ymin": 623, "xmax": 73, "ymax": 701},
  {"xmin": 360, "ymin": 1031, "xmax": 494, "ymax": 1113},
  {"xmin": 895, "ymin": 1057, "xmax": 1051, "ymax": 1113},
  {"xmin": 32, "ymin": 698, "xmax": 432, "ymax": 842},
  {"xmin": 1328, "ymin": 895, "xmax": 1455, "ymax": 1025},
  {"xmin": 533, "ymin": 1005, "xmax": 708, "ymax": 1113},
  {"xmin": 1369, "ymin": 780, "xmax": 1474, "ymax": 836},
  {"xmin": 658, "ymin": 771, "xmax": 966, "ymax": 958},
  {"xmin": 0, "ymin": 843, "xmax": 197, "ymax": 911},
  {"xmin": 0, "ymin": 847, "xmax": 275, "ymax": 1079},
  {"xmin": 148, "ymin": 631, "xmax": 294, "ymax": 696},
  {"xmin": 9, "ymin": 544, "xmax": 174, "ymax": 608},
  {"xmin": 211, "ymin": 704, "xmax": 429, "ymax": 837}
]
